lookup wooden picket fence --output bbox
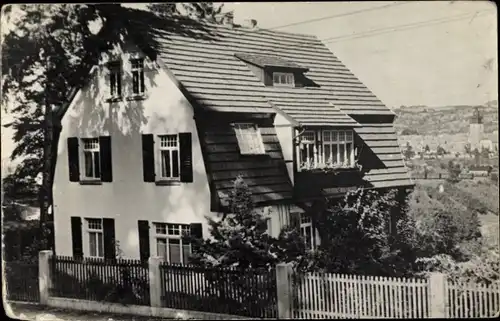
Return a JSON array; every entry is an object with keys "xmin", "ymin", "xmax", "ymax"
[
  {"xmin": 50, "ymin": 256, "xmax": 150, "ymax": 306},
  {"xmin": 447, "ymin": 280, "xmax": 500, "ymax": 318},
  {"xmin": 291, "ymin": 272, "xmax": 430, "ymax": 319},
  {"xmin": 159, "ymin": 263, "xmax": 277, "ymax": 318},
  {"xmin": 291, "ymin": 272, "xmax": 500, "ymax": 319}
]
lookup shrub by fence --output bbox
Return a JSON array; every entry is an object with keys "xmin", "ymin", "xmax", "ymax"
[
  {"xmin": 50, "ymin": 256, "xmax": 150, "ymax": 306},
  {"xmin": 4, "ymin": 260, "xmax": 39, "ymax": 303},
  {"xmin": 159, "ymin": 263, "xmax": 277, "ymax": 318}
]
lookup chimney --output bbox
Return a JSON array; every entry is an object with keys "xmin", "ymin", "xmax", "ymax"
[
  {"xmin": 243, "ymin": 19, "xmax": 258, "ymax": 30},
  {"xmin": 223, "ymin": 12, "xmax": 234, "ymax": 27}
]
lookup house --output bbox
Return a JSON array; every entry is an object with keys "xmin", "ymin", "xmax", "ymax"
[{"xmin": 52, "ymin": 8, "xmax": 413, "ymax": 263}]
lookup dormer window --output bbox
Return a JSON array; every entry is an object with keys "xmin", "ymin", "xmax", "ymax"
[
  {"xmin": 273, "ymin": 72, "xmax": 294, "ymax": 87},
  {"xmin": 233, "ymin": 123, "xmax": 266, "ymax": 155}
]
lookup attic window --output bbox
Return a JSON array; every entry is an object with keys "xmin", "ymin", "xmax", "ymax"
[
  {"xmin": 273, "ymin": 72, "xmax": 294, "ymax": 87},
  {"xmin": 233, "ymin": 123, "xmax": 266, "ymax": 155}
]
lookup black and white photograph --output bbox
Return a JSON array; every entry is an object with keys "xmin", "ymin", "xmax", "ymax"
[{"xmin": 1, "ymin": 1, "xmax": 498, "ymax": 320}]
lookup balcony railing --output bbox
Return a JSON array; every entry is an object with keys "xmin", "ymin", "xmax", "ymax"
[{"xmin": 299, "ymin": 159, "xmax": 362, "ymax": 173}]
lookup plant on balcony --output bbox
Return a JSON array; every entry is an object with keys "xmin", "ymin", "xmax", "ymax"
[{"xmin": 299, "ymin": 158, "xmax": 362, "ymax": 173}]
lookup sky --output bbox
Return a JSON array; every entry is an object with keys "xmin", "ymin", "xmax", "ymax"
[{"xmin": 1, "ymin": 1, "xmax": 498, "ymax": 165}]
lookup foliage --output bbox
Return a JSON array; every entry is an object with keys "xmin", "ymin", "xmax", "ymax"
[
  {"xmin": 147, "ymin": 2, "xmax": 229, "ymax": 22},
  {"xmin": 416, "ymin": 239, "xmax": 499, "ymax": 285},
  {"xmin": 400, "ymin": 128, "xmax": 419, "ymax": 135},
  {"xmin": 436, "ymin": 145, "xmax": 446, "ymax": 157},
  {"xmin": 186, "ymin": 176, "xmax": 293, "ymax": 269},
  {"xmin": 403, "ymin": 142, "xmax": 415, "ymax": 160},
  {"xmin": 464, "ymin": 143, "xmax": 472, "ymax": 156},
  {"xmin": 305, "ymin": 188, "xmax": 419, "ymax": 277},
  {"xmin": 447, "ymin": 160, "xmax": 461, "ymax": 183},
  {"xmin": 424, "ymin": 144, "xmax": 430, "ymax": 153},
  {"xmin": 407, "ymin": 184, "xmax": 482, "ymax": 261},
  {"xmin": 481, "ymin": 146, "xmax": 491, "ymax": 159}
]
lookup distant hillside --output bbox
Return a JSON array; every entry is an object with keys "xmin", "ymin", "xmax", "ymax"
[{"xmin": 393, "ymin": 102, "xmax": 498, "ymax": 136}]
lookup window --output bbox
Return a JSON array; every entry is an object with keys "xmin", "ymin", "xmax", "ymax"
[
  {"xmin": 299, "ymin": 129, "xmax": 356, "ymax": 170},
  {"xmin": 87, "ymin": 218, "xmax": 104, "ymax": 258},
  {"xmin": 82, "ymin": 138, "xmax": 101, "ymax": 179},
  {"xmin": 300, "ymin": 131, "xmax": 316, "ymax": 167},
  {"xmin": 158, "ymin": 135, "xmax": 180, "ymax": 180},
  {"xmin": 233, "ymin": 123, "xmax": 266, "ymax": 155},
  {"xmin": 154, "ymin": 223, "xmax": 191, "ymax": 264},
  {"xmin": 322, "ymin": 130, "xmax": 354, "ymax": 165},
  {"xmin": 273, "ymin": 72, "xmax": 294, "ymax": 87},
  {"xmin": 108, "ymin": 61, "xmax": 121, "ymax": 98},
  {"xmin": 131, "ymin": 58, "xmax": 145, "ymax": 95},
  {"xmin": 299, "ymin": 214, "xmax": 315, "ymax": 250}
]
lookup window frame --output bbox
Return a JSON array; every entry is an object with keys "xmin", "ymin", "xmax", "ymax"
[
  {"xmin": 272, "ymin": 72, "xmax": 295, "ymax": 87},
  {"xmin": 298, "ymin": 129, "xmax": 356, "ymax": 171},
  {"xmin": 299, "ymin": 213, "xmax": 315, "ymax": 250},
  {"xmin": 233, "ymin": 123, "xmax": 266, "ymax": 155},
  {"xmin": 157, "ymin": 134, "xmax": 180, "ymax": 181},
  {"xmin": 86, "ymin": 218, "xmax": 104, "ymax": 258},
  {"xmin": 107, "ymin": 61, "xmax": 122, "ymax": 99},
  {"xmin": 130, "ymin": 58, "xmax": 145, "ymax": 96},
  {"xmin": 154, "ymin": 223, "xmax": 191, "ymax": 264},
  {"xmin": 80, "ymin": 137, "xmax": 101, "ymax": 181}
]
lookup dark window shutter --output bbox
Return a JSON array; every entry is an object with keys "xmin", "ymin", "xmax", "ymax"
[
  {"xmin": 138, "ymin": 220, "xmax": 150, "ymax": 262},
  {"xmin": 67, "ymin": 137, "xmax": 80, "ymax": 182},
  {"xmin": 190, "ymin": 223, "xmax": 203, "ymax": 254},
  {"xmin": 99, "ymin": 136, "xmax": 113, "ymax": 182},
  {"xmin": 103, "ymin": 218, "xmax": 116, "ymax": 261},
  {"xmin": 179, "ymin": 133, "xmax": 193, "ymax": 183},
  {"xmin": 142, "ymin": 134, "xmax": 155, "ymax": 182},
  {"xmin": 190, "ymin": 223, "xmax": 202, "ymax": 239},
  {"xmin": 70, "ymin": 217, "xmax": 83, "ymax": 259}
]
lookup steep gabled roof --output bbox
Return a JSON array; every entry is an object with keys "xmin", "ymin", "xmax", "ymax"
[{"xmin": 122, "ymin": 8, "xmax": 394, "ymax": 121}]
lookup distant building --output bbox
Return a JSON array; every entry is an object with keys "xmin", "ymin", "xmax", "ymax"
[{"xmin": 469, "ymin": 107, "xmax": 484, "ymax": 150}]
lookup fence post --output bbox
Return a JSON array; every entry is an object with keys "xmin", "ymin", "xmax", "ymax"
[
  {"xmin": 148, "ymin": 256, "xmax": 163, "ymax": 308},
  {"xmin": 429, "ymin": 272, "xmax": 447, "ymax": 318},
  {"xmin": 276, "ymin": 263, "xmax": 293, "ymax": 319},
  {"xmin": 38, "ymin": 250, "xmax": 53, "ymax": 305}
]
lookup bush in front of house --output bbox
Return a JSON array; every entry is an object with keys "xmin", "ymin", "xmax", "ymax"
[{"xmin": 304, "ymin": 188, "xmax": 420, "ymax": 277}]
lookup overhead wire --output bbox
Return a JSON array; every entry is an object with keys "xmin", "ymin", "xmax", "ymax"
[
  {"xmin": 321, "ymin": 9, "xmax": 495, "ymax": 44},
  {"xmin": 268, "ymin": 2, "xmax": 409, "ymax": 30}
]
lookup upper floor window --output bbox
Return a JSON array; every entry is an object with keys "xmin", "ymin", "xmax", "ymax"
[
  {"xmin": 82, "ymin": 138, "xmax": 101, "ymax": 180},
  {"xmin": 155, "ymin": 223, "xmax": 191, "ymax": 264},
  {"xmin": 141, "ymin": 133, "xmax": 193, "ymax": 184},
  {"xmin": 131, "ymin": 58, "xmax": 145, "ymax": 95},
  {"xmin": 273, "ymin": 72, "xmax": 294, "ymax": 87},
  {"xmin": 107, "ymin": 61, "xmax": 122, "ymax": 98},
  {"xmin": 67, "ymin": 136, "xmax": 113, "ymax": 183},
  {"xmin": 233, "ymin": 123, "xmax": 266, "ymax": 155},
  {"xmin": 299, "ymin": 129, "xmax": 356, "ymax": 171},
  {"xmin": 158, "ymin": 134, "xmax": 180, "ymax": 180}
]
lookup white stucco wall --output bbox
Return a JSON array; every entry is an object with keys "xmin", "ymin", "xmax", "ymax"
[
  {"xmin": 53, "ymin": 41, "xmax": 215, "ymax": 259},
  {"xmin": 53, "ymin": 41, "xmax": 293, "ymax": 260},
  {"xmin": 274, "ymin": 113, "xmax": 295, "ymax": 184}
]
